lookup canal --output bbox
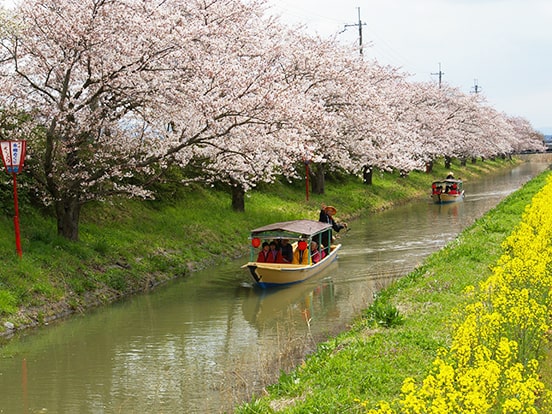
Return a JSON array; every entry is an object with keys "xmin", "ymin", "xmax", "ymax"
[{"xmin": 0, "ymin": 158, "xmax": 549, "ymax": 413}]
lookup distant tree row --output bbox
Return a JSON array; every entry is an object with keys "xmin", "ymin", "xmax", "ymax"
[{"xmin": 0, "ymin": 0, "xmax": 544, "ymax": 240}]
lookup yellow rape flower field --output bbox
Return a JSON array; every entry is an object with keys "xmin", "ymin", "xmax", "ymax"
[
  {"xmin": 236, "ymin": 170, "xmax": 552, "ymax": 413},
  {"xmin": 390, "ymin": 175, "xmax": 552, "ymax": 414}
]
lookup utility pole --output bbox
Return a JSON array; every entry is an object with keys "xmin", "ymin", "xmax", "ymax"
[
  {"xmin": 344, "ymin": 7, "xmax": 366, "ymax": 56},
  {"xmin": 431, "ymin": 62, "xmax": 445, "ymax": 88},
  {"xmin": 471, "ymin": 78, "xmax": 482, "ymax": 94}
]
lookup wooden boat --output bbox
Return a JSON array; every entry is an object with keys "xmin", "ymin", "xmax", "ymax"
[
  {"xmin": 241, "ymin": 219, "xmax": 341, "ymax": 288},
  {"xmin": 431, "ymin": 179, "xmax": 464, "ymax": 204}
]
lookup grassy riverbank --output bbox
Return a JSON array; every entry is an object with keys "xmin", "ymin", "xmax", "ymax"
[
  {"xmin": 0, "ymin": 157, "xmax": 525, "ymax": 337},
  {"xmin": 234, "ymin": 167, "xmax": 552, "ymax": 413}
]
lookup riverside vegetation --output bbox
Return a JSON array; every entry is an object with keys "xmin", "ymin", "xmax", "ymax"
[
  {"xmin": 235, "ymin": 164, "xmax": 552, "ymax": 413},
  {"xmin": 0, "ymin": 158, "xmax": 520, "ymax": 335}
]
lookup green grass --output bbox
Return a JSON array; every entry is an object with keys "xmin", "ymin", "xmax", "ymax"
[
  {"xmin": 0, "ymin": 157, "xmax": 521, "ymax": 333},
  {"xmin": 234, "ymin": 168, "xmax": 552, "ymax": 413}
]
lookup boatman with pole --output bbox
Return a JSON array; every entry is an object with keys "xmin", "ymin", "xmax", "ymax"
[{"xmin": 318, "ymin": 203, "xmax": 347, "ymax": 255}]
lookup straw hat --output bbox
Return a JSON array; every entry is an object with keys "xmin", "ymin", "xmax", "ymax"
[{"xmin": 325, "ymin": 205, "xmax": 337, "ymax": 215}]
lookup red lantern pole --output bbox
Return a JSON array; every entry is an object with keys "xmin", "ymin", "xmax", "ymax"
[
  {"xmin": 1, "ymin": 140, "xmax": 26, "ymax": 258},
  {"xmin": 13, "ymin": 173, "xmax": 22, "ymax": 257}
]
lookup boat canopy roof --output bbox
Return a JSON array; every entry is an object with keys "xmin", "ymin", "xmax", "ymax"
[
  {"xmin": 250, "ymin": 219, "xmax": 331, "ymax": 239},
  {"xmin": 432, "ymin": 179, "xmax": 463, "ymax": 185}
]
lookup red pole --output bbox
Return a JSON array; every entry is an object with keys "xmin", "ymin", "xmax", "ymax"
[{"xmin": 13, "ymin": 173, "xmax": 22, "ymax": 258}]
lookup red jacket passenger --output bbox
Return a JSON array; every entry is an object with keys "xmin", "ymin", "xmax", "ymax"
[
  {"xmin": 266, "ymin": 242, "xmax": 282, "ymax": 263},
  {"xmin": 257, "ymin": 242, "xmax": 270, "ymax": 262}
]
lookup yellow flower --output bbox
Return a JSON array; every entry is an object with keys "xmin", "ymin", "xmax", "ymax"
[{"xmin": 366, "ymin": 177, "xmax": 552, "ymax": 413}]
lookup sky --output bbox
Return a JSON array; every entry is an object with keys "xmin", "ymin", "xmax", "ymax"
[
  {"xmin": 264, "ymin": 0, "xmax": 552, "ymax": 134},
  {"xmin": 1, "ymin": 0, "xmax": 551, "ymax": 134}
]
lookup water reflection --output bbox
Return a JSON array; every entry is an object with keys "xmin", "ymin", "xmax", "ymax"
[
  {"xmin": 0, "ymin": 159, "xmax": 550, "ymax": 413},
  {"xmin": 241, "ymin": 263, "xmax": 338, "ymax": 330}
]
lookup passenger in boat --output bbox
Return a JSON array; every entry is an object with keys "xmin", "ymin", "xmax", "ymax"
[
  {"xmin": 450, "ymin": 182, "xmax": 458, "ymax": 194},
  {"xmin": 292, "ymin": 240, "xmax": 309, "ymax": 265},
  {"xmin": 310, "ymin": 241, "xmax": 326, "ymax": 264},
  {"xmin": 319, "ymin": 204, "xmax": 347, "ymax": 254},
  {"xmin": 432, "ymin": 183, "xmax": 442, "ymax": 195},
  {"xmin": 266, "ymin": 241, "xmax": 282, "ymax": 263},
  {"xmin": 256, "ymin": 242, "xmax": 270, "ymax": 262},
  {"xmin": 446, "ymin": 172, "xmax": 454, "ymax": 179},
  {"xmin": 279, "ymin": 239, "xmax": 293, "ymax": 263}
]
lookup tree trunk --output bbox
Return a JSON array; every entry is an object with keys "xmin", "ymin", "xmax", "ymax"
[
  {"xmin": 55, "ymin": 197, "xmax": 81, "ymax": 241},
  {"xmin": 362, "ymin": 165, "xmax": 373, "ymax": 185},
  {"xmin": 425, "ymin": 161, "xmax": 433, "ymax": 173},
  {"xmin": 460, "ymin": 158, "xmax": 467, "ymax": 166},
  {"xmin": 444, "ymin": 156, "xmax": 452, "ymax": 169},
  {"xmin": 231, "ymin": 184, "xmax": 245, "ymax": 212},
  {"xmin": 311, "ymin": 163, "xmax": 325, "ymax": 195}
]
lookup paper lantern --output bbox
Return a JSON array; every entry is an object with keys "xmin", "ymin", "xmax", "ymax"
[
  {"xmin": 251, "ymin": 237, "xmax": 261, "ymax": 248},
  {"xmin": 0, "ymin": 141, "xmax": 26, "ymax": 174},
  {"xmin": 298, "ymin": 240, "xmax": 307, "ymax": 251}
]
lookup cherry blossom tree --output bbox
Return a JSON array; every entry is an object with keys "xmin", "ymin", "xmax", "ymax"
[
  {"xmin": 0, "ymin": 0, "xmax": 545, "ymax": 241},
  {"xmin": 271, "ymin": 34, "xmax": 404, "ymax": 193},
  {"xmin": 505, "ymin": 115, "xmax": 546, "ymax": 153},
  {"xmin": 0, "ymin": 0, "xmax": 185, "ymax": 239},
  {"xmin": 0, "ymin": 0, "xmax": 293, "ymax": 239},
  {"xmin": 371, "ymin": 79, "xmax": 444, "ymax": 175},
  {"xmin": 333, "ymin": 62, "xmax": 416, "ymax": 182},
  {"xmin": 180, "ymin": 18, "xmax": 311, "ymax": 211}
]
